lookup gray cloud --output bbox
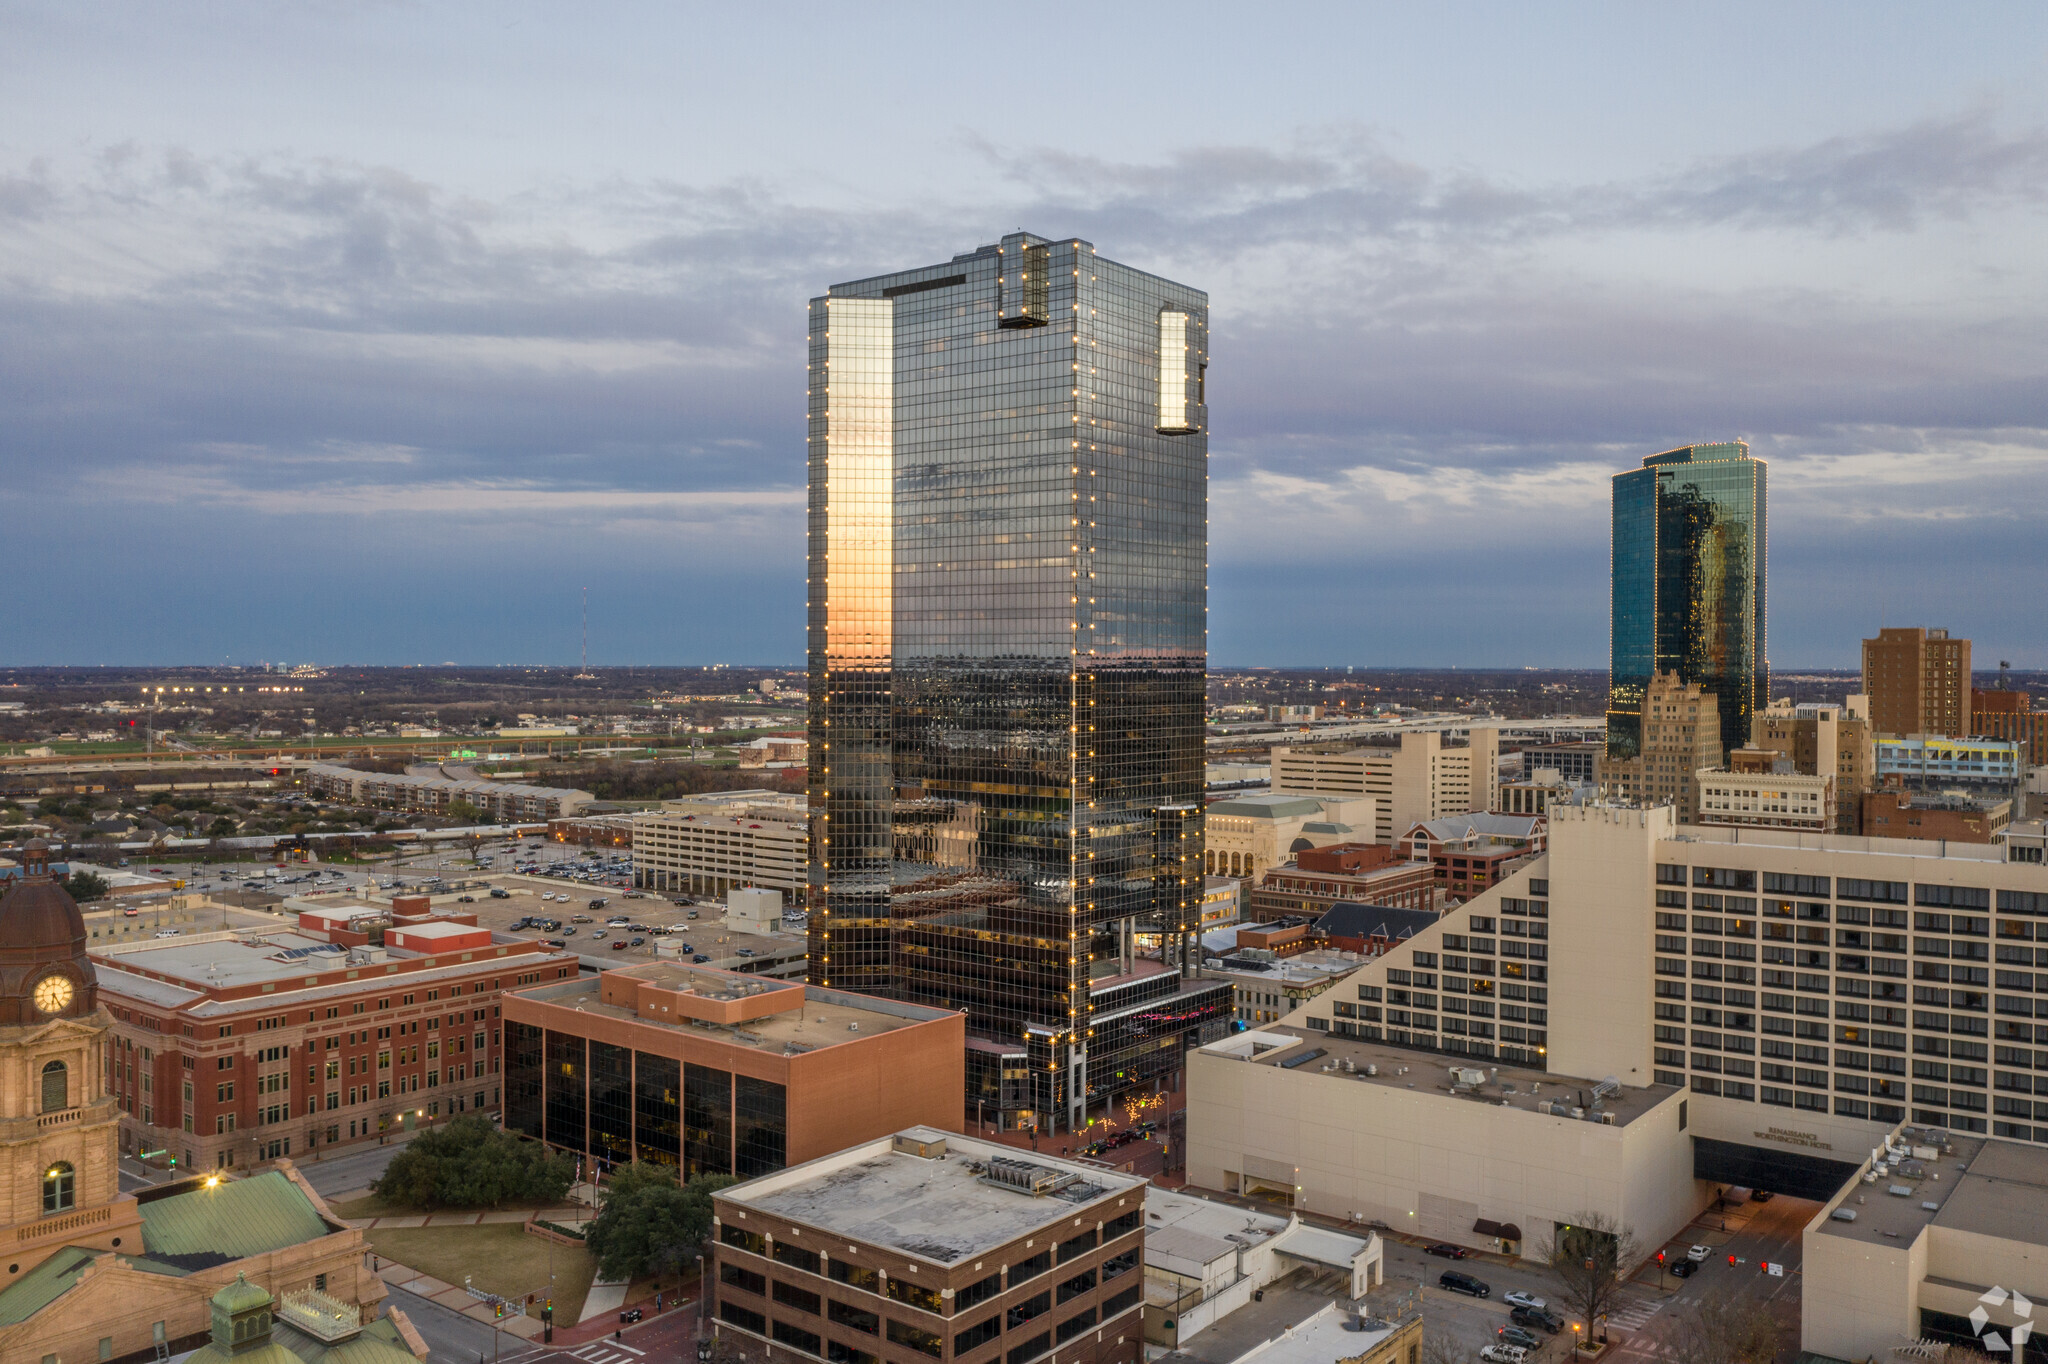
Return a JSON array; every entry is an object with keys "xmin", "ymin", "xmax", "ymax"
[{"xmin": 2, "ymin": 111, "xmax": 2044, "ymax": 663}]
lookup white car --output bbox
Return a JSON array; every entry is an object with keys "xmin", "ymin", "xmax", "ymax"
[
  {"xmin": 1687, "ymin": 1244, "xmax": 1711, "ymax": 1262},
  {"xmin": 1502, "ymin": 1291, "xmax": 1546, "ymax": 1311},
  {"xmin": 1479, "ymin": 1347, "xmax": 1526, "ymax": 1364}
]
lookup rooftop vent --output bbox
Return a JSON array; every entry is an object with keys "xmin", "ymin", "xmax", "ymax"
[{"xmin": 982, "ymin": 1156, "xmax": 1078, "ymax": 1198}]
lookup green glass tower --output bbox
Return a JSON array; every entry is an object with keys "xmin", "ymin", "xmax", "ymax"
[{"xmin": 1607, "ymin": 441, "xmax": 1768, "ymax": 761}]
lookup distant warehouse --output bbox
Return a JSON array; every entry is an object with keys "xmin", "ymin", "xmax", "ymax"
[{"xmin": 305, "ymin": 763, "xmax": 593, "ymax": 821}]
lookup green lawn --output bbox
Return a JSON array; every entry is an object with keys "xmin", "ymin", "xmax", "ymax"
[
  {"xmin": 332, "ymin": 1191, "xmax": 587, "ymax": 1220},
  {"xmin": 364, "ymin": 1223, "xmax": 597, "ymax": 1324}
]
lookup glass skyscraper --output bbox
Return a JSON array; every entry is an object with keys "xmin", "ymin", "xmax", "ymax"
[
  {"xmin": 807, "ymin": 232, "xmax": 1230, "ymax": 1133},
  {"xmin": 1607, "ymin": 441, "xmax": 1768, "ymax": 760}
]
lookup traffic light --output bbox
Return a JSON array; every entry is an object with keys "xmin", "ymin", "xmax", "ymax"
[
  {"xmin": 1655, "ymin": 1250, "xmax": 1665, "ymax": 1263},
  {"xmin": 495, "ymin": 1302, "xmax": 504, "ymax": 1320},
  {"xmin": 1728, "ymin": 1254, "xmax": 1737, "ymax": 1266}
]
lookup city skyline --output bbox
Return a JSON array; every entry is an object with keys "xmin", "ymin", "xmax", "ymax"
[{"xmin": 3, "ymin": 5, "xmax": 2046, "ymax": 667}]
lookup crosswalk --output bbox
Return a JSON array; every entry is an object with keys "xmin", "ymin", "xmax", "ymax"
[
  {"xmin": 1603, "ymin": 1293, "xmax": 1668, "ymax": 1334},
  {"xmin": 565, "ymin": 1341, "xmax": 646, "ymax": 1364}
]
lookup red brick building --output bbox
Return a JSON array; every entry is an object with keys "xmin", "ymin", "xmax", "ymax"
[
  {"xmin": 91, "ymin": 900, "xmax": 574, "ymax": 1172},
  {"xmin": 1248, "ymin": 843, "xmax": 1436, "ymax": 920},
  {"xmin": 1974, "ymin": 688, "xmax": 2048, "ymax": 767}
]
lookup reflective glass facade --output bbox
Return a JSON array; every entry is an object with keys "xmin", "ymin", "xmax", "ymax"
[
  {"xmin": 809, "ymin": 233, "xmax": 1228, "ymax": 1131},
  {"xmin": 1608, "ymin": 442, "xmax": 1768, "ymax": 761}
]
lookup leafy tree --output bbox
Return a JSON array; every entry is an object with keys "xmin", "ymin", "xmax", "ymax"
[
  {"xmin": 445, "ymin": 799, "xmax": 484, "ymax": 824},
  {"xmin": 583, "ymin": 1161, "xmax": 737, "ymax": 1282},
  {"xmin": 63, "ymin": 871, "xmax": 111, "ymax": 903},
  {"xmin": 371, "ymin": 1116, "xmax": 575, "ymax": 1210},
  {"xmin": 207, "ymin": 817, "xmax": 239, "ymax": 838},
  {"xmin": 1538, "ymin": 1211, "xmax": 1640, "ymax": 1342}
]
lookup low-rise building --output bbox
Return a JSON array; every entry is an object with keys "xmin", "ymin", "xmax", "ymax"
[
  {"xmin": 1206, "ymin": 948, "xmax": 1377, "ymax": 1028},
  {"xmin": 1974, "ymin": 686, "xmax": 2048, "ymax": 767},
  {"xmin": 304, "ymin": 764, "xmax": 592, "ymax": 820},
  {"xmin": 1399, "ymin": 814, "xmax": 1544, "ymax": 903},
  {"xmin": 1499, "ymin": 768, "xmax": 1594, "ymax": 817},
  {"xmin": 547, "ymin": 813, "xmax": 637, "ymax": 847},
  {"xmin": 92, "ymin": 909, "xmax": 570, "ymax": 1171},
  {"xmin": 1521, "ymin": 741, "xmax": 1601, "ymax": 784},
  {"xmin": 1313, "ymin": 903, "xmax": 1438, "ymax": 957},
  {"xmin": 1203, "ymin": 794, "xmax": 1377, "ymax": 882},
  {"xmin": 711, "ymin": 1128, "xmax": 1147, "ymax": 1364},
  {"xmin": 631, "ymin": 805, "xmax": 807, "ymax": 898},
  {"xmin": 1749, "ymin": 696, "xmax": 1874, "ymax": 833},
  {"xmin": 503, "ymin": 963, "xmax": 964, "ymax": 1177},
  {"xmin": 1198, "ymin": 876, "xmax": 1241, "ymax": 928},
  {"xmin": 1693, "ymin": 763, "xmax": 1835, "ymax": 832},
  {"xmin": 1803, "ymin": 1123, "xmax": 2048, "ymax": 1363},
  {"xmin": 1861, "ymin": 787, "xmax": 2012, "ymax": 843},
  {"xmin": 1140, "ymin": 1187, "xmax": 1381, "ymax": 1351},
  {"xmin": 1876, "ymin": 736, "xmax": 2023, "ymax": 794},
  {"xmin": 1248, "ymin": 845, "xmax": 1436, "ymax": 921}
]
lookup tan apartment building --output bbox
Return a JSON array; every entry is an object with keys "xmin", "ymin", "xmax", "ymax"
[
  {"xmin": 711, "ymin": 1129, "xmax": 1146, "ymax": 1364},
  {"xmin": 1202, "ymin": 793, "xmax": 1378, "ymax": 880},
  {"xmin": 632, "ymin": 805, "xmax": 808, "ymax": 899},
  {"xmin": 1864, "ymin": 626, "xmax": 1972, "ymax": 739},
  {"xmin": 503, "ymin": 963, "xmax": 964, "ymax": 1177},
  {"xmin": 1749, "ymin": 696, "xmax": 1875, "ymax": 833},
  {"xmin": 1597, "ymin": 671, "xmax": 1722, "ymax": 822},
  {"xmin": 92, "ymin": 902, "xmax": 571, "ymax": 1171},
  {"xmin": 1271, "ymin": 727, "xmax": 1499, "ymax": 844},
  {"xmin": 303, "ymin": 763, "xmax": 592, "ymax": 821}
]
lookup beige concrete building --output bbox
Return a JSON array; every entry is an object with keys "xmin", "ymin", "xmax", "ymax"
[
  {"xmin": 1270, "ymin": 728, "xmax": 1499, "ymax": 845},
  {"xmin": 1864, "ymin": 626, "xmax": 1973, "ymax": 740},
  {"xmin": 1185, "ymin": 795, "xmax": 2048, "ymax": 1279},
  {"xmin": 1203, "ymin": 794, "xmax": 1378, "ymax": 881},
  {"xmin": 1802, "ymin": 1123, "xmax": 2048, "ymax": 1363},
  {"xmin": 1597, "ymin": 672, "xmax": 1722, "ymax": 822},
  {"xmin": 631, "ymin": 804, "xmax": 807, "ymax": 898},
  {"xmin": 1750, "ymin": 695, "xmax": 1875, "ymax": 834},
  {"xmin": 1693, "ymin": 764, "xmax": 1835, "ymax": 832}
]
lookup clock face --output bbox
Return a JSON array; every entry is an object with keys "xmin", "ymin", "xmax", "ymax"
[{"xmin": 33, "ymin": 975, "xmax": 74, "ymax": 1015}]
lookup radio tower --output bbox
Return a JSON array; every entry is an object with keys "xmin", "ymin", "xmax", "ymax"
[{"xmin": 575, "ymin": 587, "xmax": 596, "ymax": 679}]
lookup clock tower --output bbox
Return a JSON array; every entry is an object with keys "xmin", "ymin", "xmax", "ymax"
[{"xmin": 0, "ymin": 839, "xmax": 137, "ymax": 1276}]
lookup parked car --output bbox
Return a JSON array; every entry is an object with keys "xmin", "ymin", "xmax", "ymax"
[
  {"xmin": 1511, "ymin": 1307, "xmax": 1564, "ymax": 1334},
  {"xmin": 629, "ymin": 937, "xmax": 646, "ymax": 947},
  {"xmin": 1479, "ymin": 1346, "xmax": 1525, "ymax": 1364},
  {"xmin": 692, "ymin": 954, "xmax": 710, "ymax": 963},
  {"xmin": 611, "ymin": 940, "xmax": 630, "ymax": 951},
  {"xmin": 489, "ymin": 888, "xmax": 511, "ymax": 898},
  {"xmin": 1686, "ymin": 1244, "xmax": 1711, "ymax": 1262},
  {"xmin": 1751, "ymin": 1189, "xmax": 1775, "ymax": 1202},
  {"xmin": 1439, "ymin": 1270, "xmax": 1489, "ymax": 1298},
  {"xmin": 1670, "ymin": 1260, "xmax": 1697, "ymax": 1279},
  {"xmin": 1424, "ymin": 1244, "xmax": 1468, "ymax": 1260},
  {"xmin": 1497, "ymin": 1326, "xmax": 1540, "ymax": 1350},
  {"xmin": 1503, "ymin": 1291, "xmax": 1546, "ymax": 1311}
]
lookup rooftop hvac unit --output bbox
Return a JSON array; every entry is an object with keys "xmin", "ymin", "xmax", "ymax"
[
  {"xmin": 983, "ymin": 1157, "xmax": 1077, "ymax": 1198},
  {"xmin": 1450, "ymin": 1066, "xmax": 1488, "ymax": 1087},
  {"xmin": 1830, "ymin": 1208, "xmax": 1858, "ymax": 1222}
]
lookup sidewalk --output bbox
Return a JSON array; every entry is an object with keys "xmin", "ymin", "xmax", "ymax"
[{"xmin": 376, "ymin": 1259, "xmax": 546, "ymax": 1339}]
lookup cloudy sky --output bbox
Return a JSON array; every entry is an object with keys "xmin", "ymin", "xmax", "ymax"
[{"xmin": 5, "ymin": 3, "xmax": 2045, "ymax": 668}]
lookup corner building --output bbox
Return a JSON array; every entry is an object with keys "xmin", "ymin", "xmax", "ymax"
[{"xmin": 808, "ymin": 234, "xmax": 1229, "ymax": 1133}]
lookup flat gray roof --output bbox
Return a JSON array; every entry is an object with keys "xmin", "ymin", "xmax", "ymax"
[
  {"xmin": 1203, "ymin": 1024, "xmax": 1678, "ymax": 1129},
  {"xmin": 1818, "ymin": 1127, "xmax": 2048, "ymax": 1250},
  {"xmin": 722, "ymin": 1127, "xmax": 1142, "ymax": 1265}
]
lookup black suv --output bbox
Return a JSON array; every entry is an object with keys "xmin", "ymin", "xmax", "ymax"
[
  {"xmin": 1439, "ymin": 1270, "xmax": 1490, "ymax": 1298},
  {"xmin": 1511, "ymin": 1306, "xmax": 1564, "ymax": 1334}
]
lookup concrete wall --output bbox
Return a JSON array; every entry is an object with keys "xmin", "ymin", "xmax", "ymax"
[
  {"xmin": 1186, "ymin": 1041, "xmax": 1697, "ymax": 1260},
  {"xmin": 1544, "ymin": 804, "xmax": 1667, "ymax": 1086}
]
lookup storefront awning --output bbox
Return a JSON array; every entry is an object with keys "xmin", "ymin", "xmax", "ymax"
[{"xmin": 1473, "ymin": 1219, "xmax": 1523, "ymax": 1241}]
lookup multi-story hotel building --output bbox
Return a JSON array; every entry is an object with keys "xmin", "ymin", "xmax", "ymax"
[
  {"xmin": 806, "ymin": 234, "xmax": 1230, "ymax": 1131},
  {"xmin": 711, "ymin": 1129, "xmax": 1146, "ymax": 1364},
  {"xmin": 1863, "ymin": 626, "xmax": 1972, "ymax": 740},
  {"xmin": 91, "ymin": 902, "xmax": 570, "ymax": 1171},
  {"xmin": 1270, "ymin": 728, "xmax": 1499, "ymax": 844},
  {"xmin": 502, "ymin": 963, "xmax": 963, "ymax": 1178},
  {"xmin": 1187, "ymin": 798, "xmax": 2048, "ymax": 1266},
  {"xmin": 632, "ymin": 805, "xmax": 808, "ymax": 901}
]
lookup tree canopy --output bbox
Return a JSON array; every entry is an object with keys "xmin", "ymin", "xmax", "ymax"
[
  {"xmin": 582, "ymin": 1161, "xmax": 737, "ymax": 1282},
  {"xmin": 371, "ymin": 1116, "xmax": 575, "ymax": 1210},
  {"xmin": 63, "ymin": 870, "xmax": 110, "ymax": 902}
]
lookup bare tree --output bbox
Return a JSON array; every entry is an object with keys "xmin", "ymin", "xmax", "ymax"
[
  {"xmin": 1419, "ymin": 1329, "xmax": 1464, "ymax": 1364},
  {"xmin": 1662, "ymin": 1287, "xmax": 1781, "ymax": 1364},
  {"xmin": 1535, "ymin": 1211, "xmax": 1642, "ymax": 1342}
]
